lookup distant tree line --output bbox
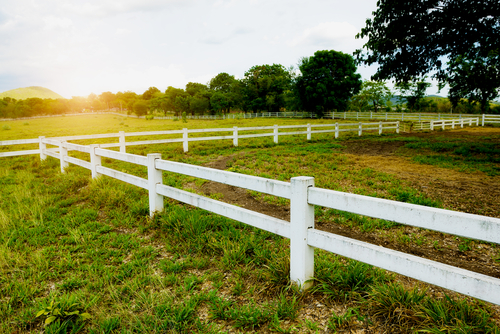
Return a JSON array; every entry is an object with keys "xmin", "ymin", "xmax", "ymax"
[{"xmin": 2, "ymin": 45, "xmax": 499, "ymax": 119}]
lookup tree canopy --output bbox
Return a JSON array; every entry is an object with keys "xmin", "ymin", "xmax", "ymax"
[
  {"xmin": 296, "ymin": 50, "xmax": 362, "ymax": 117},
  {"xmin": 241, "ymin": 64, "xmax": 292, "ymax": 112},
  {"xmin": 355, "ymin": 0, "xmax": 500, "ymax": 111}
]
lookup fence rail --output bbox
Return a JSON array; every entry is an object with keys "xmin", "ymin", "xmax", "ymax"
[
  {"xmin": 2, "ymin": 110, "xmax": 500, "ymax": 125},
  {"xmin": 2, "ymin": 128, "xmax": 500, "ymax": 305},
  {"xmin": 0, "ymin": 121, "xmax": 401, "ymax": 158}
]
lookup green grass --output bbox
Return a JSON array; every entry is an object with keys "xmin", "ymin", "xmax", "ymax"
[{"xmin": 0, "ymin": 115, "xmax": 499, "ymax": 332}]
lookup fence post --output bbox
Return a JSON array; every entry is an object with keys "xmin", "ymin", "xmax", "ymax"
[
  {"xmin": 402, "ymin": 113, "xmax": 404, "ymax": 121},
  {"xmin": 379, "ymin": 121, "xmax": 383, "ymax": 135},
  {"xmin": 290, "ymin": 176, "xmax": 315, "ymax": 289},
  {"xmin": 452, "ymin": 120, "xmax": 455, "ymax": 129},
  {"xmin": 233, "ymin": 126, "xmax": 238, "ymax": 147},
  {"xmin": 183, "ymin": 128, "xmax": 188, "ymax": 152},
  {"xmin": 358, "ymin": 122, "xmax": 363, "ymax": 136},
  {"xmin": 396, "ymin": 121, "xmax": 400, "ymax": 134},
  {"xmin": 273, "ymin": 125, "xmax": 279, "ymax": 144},
  {"xmin": 119, "ymin": 131, "xmax": 126, "ymax": 153},
  {"xmin": 357, "ymin": 112, "xmax": 359, "ymax": 120},
  {"xmin": 332, "ymin": 111, "xmax": 335, "ymax": 119},
  {"xmin": 307, "ymin": 124, "xmax": 311, "ymax": 140},
  {"xmin": 370, "ymin": 111, "xmax": 373, "ymax": 119},
  {"xmin": 469, "ymin": 118, "xmax": 472, "ymax": 126},
  {"xmin": 460, "ymin": 119, "xmax": 464, "ymax": 128},
  {"xmin": 438, "ymin": 113, "xmax": 441, "ymax": 120},
  {"xmin": 335, "ymin": 122, "xmax": 339, "ymax": 138},
  {"xmin": 344, "ymin": 112, "xmax": 346, "ymax": 120},
  {"xmin": 482, "ymin": 114, "xmax": 485, "ymax": 127},
  {"xmin": 385, "ymin": 112, "xmax": 388, "ymax": 121},
  {"xmin": 39, "ymin": 136, "xmax": 47, "ymax": 161},
  {"xmin": 476, "ymin": 117, "xmax": 479, "ymax": 126},
  {"xmin": 90, "ymin": 144, "xmax": 101, "ymax": 179},
  {"xmin": 442, "ymin": 121, "xmax": 445, "ymax": 130},
  {"xmin": 59, "ymin": 141, "xmax": 68, "ymax": 173},
  {"xmin": 430, "ymin": 121, "xmax": 434, "ymax": 131},
  {"xmin": 419, "ymin": 113, "xmax": 421, "ymax": 122},
  {"xmin": 148, "ymin": 153, "xmax": 163, "ymax": 217}
]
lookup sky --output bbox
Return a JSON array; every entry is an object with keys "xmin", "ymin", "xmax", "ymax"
[{"xmin": 0, "ymin": 0, "xmax": 445, "ymax": 99}]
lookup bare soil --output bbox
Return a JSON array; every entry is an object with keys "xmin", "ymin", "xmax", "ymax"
[{"xmin": 199, "ymin": 128, "xmax": 500, "ymax": 280}]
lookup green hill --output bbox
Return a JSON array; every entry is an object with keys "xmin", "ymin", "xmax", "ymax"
[{"xmin": 0, "ymin": 86, "xmax": 64, "ymax": 100}]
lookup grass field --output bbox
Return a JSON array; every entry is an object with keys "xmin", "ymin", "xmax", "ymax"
[{"xmin": 1, "ymin": 114, "xmax": 500, "ymax": 333}]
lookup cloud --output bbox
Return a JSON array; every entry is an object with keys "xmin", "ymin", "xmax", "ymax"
[
  {"xmin": 289, "ymin": 21, "xmax": 358, "ymax": 47},
  {"xmin": 63, "ymin": 0, "xmax": 193, "ymax": 17}
]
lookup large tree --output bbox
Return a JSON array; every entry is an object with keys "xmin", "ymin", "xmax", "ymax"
[
  {"xmin": 296, "ymin": 50, "xmax": 362, "ymax": 117},
  {"xmin": 241, "ymin": 64, "xmax": 292, "ymax": 112},
  {"xmin": 355, "ymin": 0, "xmax": 500, "ymax": 111}
]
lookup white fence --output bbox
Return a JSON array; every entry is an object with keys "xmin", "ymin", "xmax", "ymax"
[
  {"xmin": 2, "ymin": 110, "xmax": 500, "ymax": 126},
  {"xmin": 0, "ymin": 121, "xmax": 400, "ymax": 158},
  {"xmin": 31, "ymin": 139, "xmax": 500, "ymax": 305},
  {"xmin": 2, "ymin": 126, "xmax": 500, "ymax": 305}
]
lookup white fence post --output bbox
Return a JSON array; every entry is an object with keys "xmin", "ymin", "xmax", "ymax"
[
  {"xmin": 307, "ymin": 123, "xmax": 311, "ymax": 140},
  {"xmin": 233, "ymin": 126, "xmax": 238, "ymax": 147},
  {"xmin": 119, "ymin": 131, "xmax": 126, "ymax": 153},
  {"xmin": 90, "ymin": 144, "xmax": 101, "ymax": 179},
  {"xmin": 461, "ymin": 119, "xmax": 464, "ymax": 128},
  {"xmin": 469, "ymin": 118, "xmax": 472, "ymax": 126},
  {"xmin": 335, "ymin": 122, "xmax": 339, "ymax": 139},
  {"xmin": 379, "ymin": 121, "xmax": 382, "ymax": 135},
  {"xmin": 344, "ymin": 112, "xmax": 346, "ymax": 120},
  {"xmin": 290, "ymin": 176, "xmax": 315, "ymax": 289},
  {"xmin": 273, "ymin": 125, "xmax": 279, "ymax": 144},
  {"xmin": 452, "ymin": 120, "xmax": 455, "ymax": 129},
  {"xmin": 358, "ymin": 122, "xmax": 363, "ymax": 136},
  {"xmin": 385, "ymin": 113, "xmax": 388, "ymax": 121},
  {"xmin": 39, "ymin": 136, "xmax": 47, "ymax": 161},
  {"xmin": 148, "ymin": 153, "xmax": 163, "ymax": 217},
  {"xmin": 476, "ymin": 117, "xmax": 479, "ymax": 126},
  {"xmin": 59, "ymin": 141, "xmax": 68, "ymax": 173},
  {"xmin": 396, "ymin": 121, "xmax": 400, "ymax": 134},
  {"xmin": 183, "ymin": 128, "xmax": 188, "ymax": 152},
  {"xmin": 482, "ymin": 114, "xmax": 485, "ymax": 127}
]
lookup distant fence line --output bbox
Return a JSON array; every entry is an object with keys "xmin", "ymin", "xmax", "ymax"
[
  {"xmin": 1, "ymin": 110, "xmax": 499, "ymax": 126},
  {"xmin": 1, "ymin": 125, "xmax": 500, "ymax": 306},
  {"xmin": 1, "ymin": 121, "xmax": 401, "ymax": 158}
]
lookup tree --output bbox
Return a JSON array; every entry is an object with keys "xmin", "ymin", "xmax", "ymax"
[
  {"xmin": 395, "ymin": 80, "xmax": 431, "ymax": 112},
  {"xmin": 355, "ymin": 0, "xmax": 500, "ymax": 111},
  {"xmin": 447, "ymin": 53, "xmax": 500, "ymax": 113},
  {"xmin": 208, "ymin": 73, "xmax": 241, "ymax": 114},
  {"xmin": 99, "ymin": 91, "xmax": 115, "ymax": 110},
  {"xmin": 209, "ymin": 73, "xmax": 236, "ymax": 93},
  {"xmin": 164, "ymin": 86, "xmax": 188, "ymax": 116},
  {"xmin": 133, "ymin": 100, "xmax": 148, "ymax": 116},
  {"xmin": 352, "ymin": 81, "xmax": 392, "ymax": 112},
  {"xmin": 241, "ymin": 64, "xmax": 292, "ymax": 112},
  {"xmin": 142, "ymin": 87, "xmax": 161, "ymax": 100},
  {"xmin": 296, "ymin": 50, "xmax": 362, "ymax": 117},
  {"xmin": 186, "ymin": 82, "xmax": 208, "ymax": 96}
]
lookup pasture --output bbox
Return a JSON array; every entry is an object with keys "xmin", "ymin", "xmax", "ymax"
[{"xmin": 1, "ymin": 114, "xmax": 500, "ymax": 333}]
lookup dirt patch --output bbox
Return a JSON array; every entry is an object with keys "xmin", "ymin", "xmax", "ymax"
[{"xmin": 200, "ymin": 154, "xmax": 290, "ymax": 221}]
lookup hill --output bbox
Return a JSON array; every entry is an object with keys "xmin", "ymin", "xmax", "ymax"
[{"xmin": 0, "ymin": 86, "xmax": 64, "ymax": 100}]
